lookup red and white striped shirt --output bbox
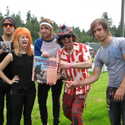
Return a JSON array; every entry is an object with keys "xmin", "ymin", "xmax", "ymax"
[{"xmin": 57, "ymin": 42, "xmax": 91, "ymax": 95}]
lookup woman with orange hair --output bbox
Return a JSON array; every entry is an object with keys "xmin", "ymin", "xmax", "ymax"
[{"xmin": 0, "ymin": 27, "xmax": 36, "ymax": 125}]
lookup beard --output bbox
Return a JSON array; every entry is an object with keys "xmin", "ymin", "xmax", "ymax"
[
  {"xmin": 5, "ymin": 32, "xmax": 13, "ymax": 37},
  {"xmin": 64, "ymin": 45, "xmax": 73, "ymax": 52}
]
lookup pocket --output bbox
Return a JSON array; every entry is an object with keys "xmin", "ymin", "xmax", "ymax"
[
  {"xmin": 10, "ymin": 82, "xmax": 18, "ymax": 88},
  {"xmin": 10, "ymin": 88, "xmax": 24, "ymax": 95},
  {"xmin": 78, "ymin": 94, "xmax": 86, "ymax": 100},
  {"xmin": 106, "ymin": 87, "xmax": 117, "ymax": 105}
]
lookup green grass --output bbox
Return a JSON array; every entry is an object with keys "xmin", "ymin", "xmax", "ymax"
[
  {"xmin": 84, "ymin": 72, "xmax": 110, "ymax": 125},
  {"xmin": 22, "ymin": 72, "xmax": 110, "ymax": 125}
]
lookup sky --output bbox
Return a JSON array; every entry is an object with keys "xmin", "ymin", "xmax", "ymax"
[{"xmin": 0, "ymin": 0, "xmax": 122, "ymax": 31}]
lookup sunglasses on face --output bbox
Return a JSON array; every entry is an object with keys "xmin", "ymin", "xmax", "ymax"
[
  {"xmin": 61, "ymin": 37, "xmax": 73, "ymax": 43},
  {"xmin": 60, "ymin": 35, "xmax": 72, "ymax": 40},
  {"xmin": 3, "ymin": 23, "xmax": 14, "ymax": 27}
]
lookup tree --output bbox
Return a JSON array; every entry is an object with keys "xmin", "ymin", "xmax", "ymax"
[
  {"xmin": 26, "ymin": 11, "xmax": 32, "ymax": 22},
  {"xmin": 4, "ymin": 6, "xmax": 10, "ymax": 17},
  {"xmin": 11, "ymin": 12, "xmax": 24, "ymax": 27},
  {"xmin": 25, "ymin": 11, "xmax": 39, "ymax": 42},
  {"xmin": 102, "ymin": 12, "xmax": 112, "ymax": 28},
  {"xmin": 0, "ymin": 13, "xmax": 4, "ymax": 36},
  {"xmin": 102, "ymin": 12, "xmax": 122, "ymax": 37}
]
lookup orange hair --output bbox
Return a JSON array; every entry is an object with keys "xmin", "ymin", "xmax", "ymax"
[{"xmin": 12, "ymin": 27, "xmax": 33, "ymax": 56}]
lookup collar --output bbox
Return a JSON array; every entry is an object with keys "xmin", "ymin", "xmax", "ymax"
[{"xmin": 62, "ymin": 42, "xmax": 80, "ymax": 55}]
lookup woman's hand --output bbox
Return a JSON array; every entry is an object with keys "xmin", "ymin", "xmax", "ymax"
[
  {"xmin": 8, "ymin": 75, "xmax": 20, "ymax": 85},
  {"xmin": 0, "ymin": 49, "xmax": 4, "ymax": 54},
  {"xmin": 41, "ymin": 51, "xmax": 49, "ymax": 58}
]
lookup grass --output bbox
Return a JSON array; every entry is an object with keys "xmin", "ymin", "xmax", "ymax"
[
  {"xmin": 84, "ymin": 72, "xmax": 110, "ymax": 125},
  {"xmin": 21, "ymin": 72, "xmax": 110, "ymax": 125}
]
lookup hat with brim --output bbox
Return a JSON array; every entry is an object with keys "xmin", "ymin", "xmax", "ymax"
[
  {"xmin": 57, "ymin": 25, "xmax": 76, "ymax": 40},
  {"xmin": 2, "ymin": 17, "xmax": 16, "ymax": 27}
]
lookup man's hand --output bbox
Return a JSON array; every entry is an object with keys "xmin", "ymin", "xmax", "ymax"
[
  {"xmin": 114, "ymin": 87, "xmax": 125, "ymax": 101},
  {"xmin": 63, "ymin": 80, "xmax": 74, "ymax": 88},
  {"xmin": 64, "ymin": 79, "xmax": 86, "ymax": 88}
]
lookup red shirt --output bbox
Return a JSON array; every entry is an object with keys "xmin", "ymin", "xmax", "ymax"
[{"xmin": 57, "ymin": 42, "xmax": 91, "ymax": 95}]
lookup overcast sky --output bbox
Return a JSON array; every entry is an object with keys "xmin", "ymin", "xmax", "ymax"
[{"xmin": 0, "ymin": 0, "xmax": 122, "ymax": 31}]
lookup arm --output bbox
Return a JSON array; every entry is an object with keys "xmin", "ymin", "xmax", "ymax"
[
  {"xmin": 60, "ymin": 43, "xmax": 92, "ymax": 69},
  {"xmin": 60, "ymin": 61, "xmax": 92, "ymax": 69},
  {"xmin": 60, "ymin": 54, "xmax": 92, "ymax": 69},
  {"xmin": 34, "ymin": 39, "xmax": 42, "ymax": 56},
  {"xmin": 113, "ymin": 39, "xmax": 125, "ymax": 101},
  {"xmin": 0, "ymin": 53, "xmax": 14, "ymax": 84},
  {"xmin": 71, "ymin": 58, "xmax": 92, "ymax": 69},
  {"xmin": 82, "ymin": 66, "xmax": 101, "ymax": 85},
  {"xmin": 67, "ymin": 66, "xmax": 102, "ymax": 87},
  {"xmin": 114, "ymin": 52, "xmax": 125, "ymax": 101}
]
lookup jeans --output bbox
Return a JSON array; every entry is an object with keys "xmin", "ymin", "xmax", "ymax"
[
  {"xmin": 10, "ymin": 83, "xmax": 36, "ymax": 125},
  {"xmin": 106, "ymin": 87, "xmax": 125, "ymax": 125}
]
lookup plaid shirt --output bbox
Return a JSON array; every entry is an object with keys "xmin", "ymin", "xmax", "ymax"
[{"xmin": 57, "ymin": 42, "xmax": 91, "ymax": 95}]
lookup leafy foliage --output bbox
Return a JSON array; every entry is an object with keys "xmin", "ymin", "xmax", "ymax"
[{"xmin": 0, "ymin": 9, "xmax": 124, "ymax": 44}]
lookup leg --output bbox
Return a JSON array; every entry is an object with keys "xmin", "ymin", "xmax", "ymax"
[
  {"xmin": 106, "ymin": 87, "xmax": 121, "ymax": 125},
  {"xmin": 51, "ymin": 79, "xmax": 63, "ymax": 125},
  {"xmin": 6, "ymin": 84, "xmax": 11, "ymax": 125},
  {"xmin": 38, "ymin": 84, "xmax": 50, "ymax": 125},
  {"xmin": 109, "ymin": 101, "xmax": 121, "ymax": 125},
  {"xmin": 121, "ymin": 97, "xmax": 125, "ymax": 125},
  {"xmin": 72, "ymin": 95, "xmax": 85, "ymax": 125},
  {"xmin": 10, "ymin": 88, "xmax": 24, "ymax": 125},
  {"xmin": 23, "ymin": 86, "xmax": 36, "ymax": 125},
  {"xmin": 0, "ymin": 82, "xmax": 5, "ymax": 125},
  {"xmin": 62, "ymin": 93, "xmax": 74, "ymax": 121}
]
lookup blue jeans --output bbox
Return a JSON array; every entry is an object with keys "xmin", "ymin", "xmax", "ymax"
[{"xmin": 106, "ymin": 87, "xmax": 125, "ymax": 125}]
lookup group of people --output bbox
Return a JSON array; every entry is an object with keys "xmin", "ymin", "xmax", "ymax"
[{"xmin": 0, "ymin": 16, "xmax": 125, "ymax": 125}]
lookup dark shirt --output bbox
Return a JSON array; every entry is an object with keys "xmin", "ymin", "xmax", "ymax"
[
  {"xmin": 0, "ymin": 36, "xmax": 2, "ymax": 41},
  {"xmin": 10, "ymin": 52, "xmax": 34, "ymax": 90},
  {"xmin": 0, "ymin": 36, "xmax": 12, "ymax": 79}
]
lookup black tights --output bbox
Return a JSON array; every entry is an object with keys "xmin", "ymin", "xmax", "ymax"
[{"xmin": 38, "ymin": 79, "xmax": 63, "ymax": 125}]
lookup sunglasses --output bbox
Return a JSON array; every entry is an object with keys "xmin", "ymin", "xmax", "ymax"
[
  {"xmin": 60, "ymin": 34, "xmax": 72, "ymax": 40},
  {"xmin": 3, "ymin": 23, "xmax": 14, "ymax": 27}
]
